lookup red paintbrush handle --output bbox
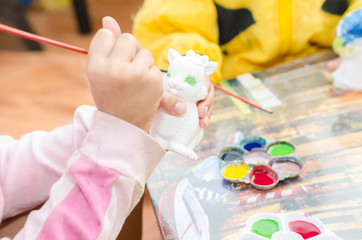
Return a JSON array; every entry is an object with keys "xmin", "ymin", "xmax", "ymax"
[
  {"xmin": 212, "ymin": 83, "xmax": 262, "ymax": 109},
  {"xmin": 0, "ymin": 23, "xmax": 272, "ymax": 114},
  {"xmin": 0, "ymin": 23, "xmax": 88, "ymax": 54},
  {"xmin": 213, "ymin": 83, "xmax": 273, "ymax": 114}
]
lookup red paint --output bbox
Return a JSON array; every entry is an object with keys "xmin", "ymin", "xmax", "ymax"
[
  {"xmin": 249, "ymin": 165, "xmax": 279, "ymax": 186},
  {"xmin": 288, "ymin": 220, "xmax": 321, "ymax": 239}
]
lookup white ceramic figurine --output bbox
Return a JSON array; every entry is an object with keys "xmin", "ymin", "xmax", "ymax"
[
  {"xmin": 150, "ymin": 48, "xmax": 217, "ymax": 160},
  {"xmin": 332, "ymin": 8, "xmax": 362, "ymax": 91}
]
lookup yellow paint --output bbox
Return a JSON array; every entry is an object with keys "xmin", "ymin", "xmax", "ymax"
[{"xmin": 223, "ymin": 164, "xmax": 250, "ymax": 179}]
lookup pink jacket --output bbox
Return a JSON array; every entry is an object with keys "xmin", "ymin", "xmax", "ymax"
[{"xmin": 0, "ymin": 105, "xmax": 165, "ymax": 239}]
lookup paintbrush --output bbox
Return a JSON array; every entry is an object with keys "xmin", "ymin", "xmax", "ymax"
[
  {"xmin": 0, "ymin": 24, "xmax": 88, "ymax": 54},
  {"xmin": 0, "ymin": 23, "xmax": 273, "ymax": 114},
  {"xmin": 212, "ymin": 84, "xmax": 273, "ymax": 114}
]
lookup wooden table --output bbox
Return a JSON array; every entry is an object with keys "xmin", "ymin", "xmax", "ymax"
[{"xmin": 146, "ymin": 52, "xmax": 362, "ymax": 240}]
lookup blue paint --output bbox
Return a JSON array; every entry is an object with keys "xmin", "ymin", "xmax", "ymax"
[
  {"xmin": 243, "ymin": 142, "xmax": 263, "ymax": 151},
  {"xmin": 240, "ymin": 137, "xmax": 266, "ymax": 152}
]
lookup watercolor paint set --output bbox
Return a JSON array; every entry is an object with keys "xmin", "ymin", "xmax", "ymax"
[
  {"xmin": 237, "ymin": 212, "xmax": 343, "ymax": 240},
  {"xmin": 218, "ymin": 136, "xmax": 303, "ymax": 190}
]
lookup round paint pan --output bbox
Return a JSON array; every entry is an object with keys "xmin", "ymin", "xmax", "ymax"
[
  {"xmin": 218, "ymin": 146, "xmax": 244, "ymax": 167},
  {"xmin": 239, "ymin": 137, "xmax": 267, "ymax": 153},
  {"xmin": 221, "ymin": 161, "xmax": 250, "ymax": 183},
  {"xmin": 248, "ymin": 165, "xmax": 279, "ymax": 190},
  {"xmin": 284, "ymin": 212, "xmax": 325, "ymax": 239},
  {"xmin": 243, "ymin": 148, "xmax": 272, "ymax": 166},
  {"xmin": 238, "ymin": 212, "xmax": 343, "ymax": 240},
  {"xmin": 269, "ymin": 156, "xmax": 304, "ymax": 179},
  {"xmin": 266, "ymin": 141, "xmax": 296, "ymax": 157},
  {"xmin": 245, "ymin": 213, "xmax": 283, "ymax": 239}
]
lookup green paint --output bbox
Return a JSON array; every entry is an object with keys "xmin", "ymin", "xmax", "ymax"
[
  {"xmin": 167, "ymin": 72, "xmax": 171, "ymax": 77},
  {"xmin": 251, "ymin": 219, "xmax": 280, "ymax": 239},
  {"xmin": 267, "ymin": 143, "xmax": 294, "ymax": 156},
  {"xmin": 185, "ymin": 76, "xmax": 197, "ymax": 86}
]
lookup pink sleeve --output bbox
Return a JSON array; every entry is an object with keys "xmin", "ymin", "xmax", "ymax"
[
  {"xmin": 2, "ymin": 107, "xmax": 165, "ymax": 240},
  {"xmin": 0, "ymin": 105, "xmax": 93, "ymax": 220}
]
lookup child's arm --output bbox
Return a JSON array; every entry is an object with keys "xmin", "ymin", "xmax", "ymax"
[
  {"xmin": 0, "ymin": 17, "xmax": 165, "ymax": 239},
  {"xmin": 10, "ymin": 109, "xmax": 164, "ymax": 240},
  {"xmin": 0, "ymin": 107, "xmax": 91, "ymax": 220}
]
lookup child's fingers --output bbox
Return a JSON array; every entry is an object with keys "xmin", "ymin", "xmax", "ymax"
[
  {"xmin": 199, "ymin": 118, "xmax": 210, "ymax": 130},
  {"xmin": 109, "ymin": 33, "xmax": 141, "ymax": 62},
  {"xmin": 199, "ymin": 104, "xmax": 213, "ymax": 130},
  {"xmin": 197, "ymin": 82, "xmax": 214, "ymax": 118},
  {"xmin": 149, "ymin": 65, "xmax": 163, "ymax": 81},
  {"xmin": 326, "ymin": 58, "xmax": 342, "ymax": 71},
  {"xmin": 102, "ymin": 16, "xmax": 121, "ymax": 38},
  {"xmin": 132, "ymin": 48, "xmax": 154, "ymax": 69},
  {"xmin": 159, "ymin": 91, "xmax": 187, "ymax": 116},
  {"xmin": 206, "ymin": 104, "xmax": 213, "ymax": 119},
  {"xmin": 149, "ymin": 65, "xmax": 164, "ymax": 96},
  {"xmin": 88, "ymin": 29, "xmax": 116, "ymax": 63}
]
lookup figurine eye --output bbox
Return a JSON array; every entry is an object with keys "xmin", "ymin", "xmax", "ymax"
[
  {"xmin": 185, "ymin": 76, "xmax": 197, "ymax": 86},
  {"xmin": 167, "ymin": 72, "xmax": 171, "ymax": 77}
]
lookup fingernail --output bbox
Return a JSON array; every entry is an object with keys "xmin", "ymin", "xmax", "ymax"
[{"xmin": 174, "ymin": 101, "xmax": 187, "ymax": 114}]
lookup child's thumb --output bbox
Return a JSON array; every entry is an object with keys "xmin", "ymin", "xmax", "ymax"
[{"xmin": 159, "ymin": 91, "xmax": 187, "ymax": 116}]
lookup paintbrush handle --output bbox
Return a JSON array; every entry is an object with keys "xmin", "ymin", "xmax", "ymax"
[
  {"xmin": 213, "ymin": 83, "xmax": 273, "ymax": 114},
  {"xmin": 0, "ymin": 23, "xmax": 272, "ymax": 114},
  {"xmin": 0, "ymin": 24, "xmax": 88, "ymax": 54},
  {"xmin": 213, "ymin": 83, "xmax": 258, "ymax": 109}
]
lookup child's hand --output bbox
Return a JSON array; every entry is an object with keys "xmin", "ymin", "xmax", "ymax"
[
  {"xmin": 159, "ymin": 77, "xmax": 214, "ymax": 130},
  {"xmin": 197, "ymin": 77, "xmax": 214, "ymax": 129},
  {"xmin": 87, "ymin": 17, "xmax": 163, "ymax": 132},
  {"xmin": 326, "ymin": 58, "xmax": 342, "ymax": 71}
]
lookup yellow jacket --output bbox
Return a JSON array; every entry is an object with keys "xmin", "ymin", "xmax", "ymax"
[{"xmin": 133, "ymin": 0, "xmax": 362, "ymax": 83}]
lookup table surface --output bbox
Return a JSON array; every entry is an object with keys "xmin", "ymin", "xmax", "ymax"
[{"xmin": 146, "ymin": 52, "xmax": 362, "ymax": 240}]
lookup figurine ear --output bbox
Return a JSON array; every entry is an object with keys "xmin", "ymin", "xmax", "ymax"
[
  {"xmin": 168, "ymin": 48, "xmax": 181, "ymax": 64},
  {"xmin": 186, "ymin": 49, "xmax": 196, "ymax": 56},
  {"xmin": 200, "ymin": 55, "xmax": 209, "ymax": 64},
  {"xmin": 204, "ymin": 61, "xmax": 218, "ymax": 76}
]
